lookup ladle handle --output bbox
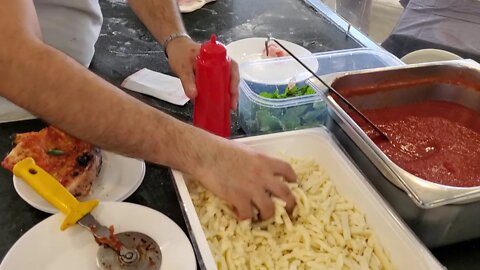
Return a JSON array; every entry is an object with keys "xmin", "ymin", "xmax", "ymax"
[
  {"xmin": 265, "ymin": 37, "xmax": 389, "ymax": 140},
  {"xmin": 13, "ymin": 158, "xmax": 98, "ymax": 230}
]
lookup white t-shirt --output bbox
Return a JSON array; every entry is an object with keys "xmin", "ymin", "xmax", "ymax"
[{"xmin": 34, "ymin": 0, "xmax": 103, "ymax": 67}]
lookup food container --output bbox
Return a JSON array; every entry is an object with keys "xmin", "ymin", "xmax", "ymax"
[
  {"xmin": 171, "ymin": 128, "xmax": 444, "ymax": 269},
  {"xmin": 238, "ymin": 48, "xmax": 404, "ymax": 135},
  {"xmin": 309, "ymin": 60, "xmax": 480, "ymax": 247}
]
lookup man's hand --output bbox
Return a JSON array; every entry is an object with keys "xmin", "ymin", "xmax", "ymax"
[
  {"xmin": 165, "ymin": 37, "xmax": 199, "ymax": 100},
  {"xmin": 128, "ymin": 0, "xmax": 240, "ymax": 110},
  {"xmin": 166, "ymin": 37, "xmax": 240, "ymax": 110},
  {"xmin": 192, "ymin": 139, "xmax": 297, "ymax": 220}
]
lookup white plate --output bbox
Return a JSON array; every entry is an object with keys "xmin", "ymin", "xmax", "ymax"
[
  {"xmin": 13, "ymin": 150, "xmax": 145, "ymax": 214},
  {"xmin": 401, "ymin": 49, "xmax": 463, "ymax": 64},
  {"xmin": 0, "ymin": 202, "xmax": 196, "ymax": 270},
  {"xmin": 226, "ymin": 38, "xmax": 319, "ymax": 85},
  {"xmin": 0, "ymin": 97, "xmax": 36, "ymax": 123}
]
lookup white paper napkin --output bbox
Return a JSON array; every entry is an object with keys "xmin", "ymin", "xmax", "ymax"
[{"xmin": 121, "ymin": 68, "xmax": 190, "ymax": 106}]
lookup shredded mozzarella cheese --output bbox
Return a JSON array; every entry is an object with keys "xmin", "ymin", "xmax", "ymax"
[{"xmin": 188, "ymin": 158, "xmax": 395, "ymax": 270}]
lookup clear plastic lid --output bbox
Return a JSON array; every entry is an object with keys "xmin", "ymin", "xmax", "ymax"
[{"xmin": 239, "ymin": 48, "xmax": 404, "ymax": 108}]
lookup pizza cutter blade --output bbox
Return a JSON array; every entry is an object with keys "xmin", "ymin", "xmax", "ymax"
[
  {"xmin": 12, "ymin": 158, "xmax": 162, "ymax": 270},
  {"xmin": 97, "ymin": 232, "xmax": 161, "ymax": 270},
  {"xmin": 79, "ymin": 214, "xmax": 162, "ymax": 270}
]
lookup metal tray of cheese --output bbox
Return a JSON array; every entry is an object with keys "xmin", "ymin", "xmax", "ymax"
[
  {"xmin": 171, "ymin": 128, "xmax": 444, "ymax": 269},
  {"xmin": 308, "ymin": 60, "xmax": 480, "ymax": 247}
]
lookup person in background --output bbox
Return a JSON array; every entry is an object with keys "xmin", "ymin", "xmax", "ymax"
[
  {"xmin": 0, "ymin": 0, "xmax": 296, "ymax": 220},
  {"xmin": 383, "ymin": 0, "xmax": 480, "ymax": 62},
  {"xmin": 399, "ymin": 0, "xmax": 410, "ymax": 8}
]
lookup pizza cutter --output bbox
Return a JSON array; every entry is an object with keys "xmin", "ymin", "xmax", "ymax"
[{"xmin": 13, "ymin": 158, "xmax": 162, "ymax": 270}]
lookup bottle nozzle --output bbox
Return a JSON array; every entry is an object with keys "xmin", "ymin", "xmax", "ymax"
[
  {"xmin": 210, "ymin": 34, "xmax": 217, "ymax": 44},
  {"xmin": 198, "ymin": 34, "xmax": 226, "ymax": 62}
]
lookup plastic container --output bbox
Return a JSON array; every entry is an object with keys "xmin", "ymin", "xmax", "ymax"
[
  {"xmin": 238, "ymin": 48, "xmax": 404, "ymax": 135},
  {"xmin": 171, "ymin": 128, "xmax": 444, "ymax": 270},
  {"xmin": 194, "ymin": 35, "xmax": 231, "ymax": 137}
]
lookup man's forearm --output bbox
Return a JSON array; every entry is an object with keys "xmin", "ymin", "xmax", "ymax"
[
  {"xmin": 0, "ymin": 39, "xmax": 215, "ymax": 176},
  {"xmin": 128, "ymin": 0, "xmax": 186, "ymax": 44},
  {"xmin": 0, "ymin": 1, "xmax": 298, "ymax": 221}
]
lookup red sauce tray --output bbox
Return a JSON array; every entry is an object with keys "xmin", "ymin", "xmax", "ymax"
[{"xmin": 309, "ymin": 60, "xmax": 480, "ymax": 247}]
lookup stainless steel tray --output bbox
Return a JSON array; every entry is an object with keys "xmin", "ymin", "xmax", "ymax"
[{"xmin": 309, "ymin": 60, "xmax": 480, "ymax": 209}]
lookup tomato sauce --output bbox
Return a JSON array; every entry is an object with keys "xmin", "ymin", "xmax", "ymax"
[
  {"xmin": 93, "ymin": 225, "xmax": 124, "ymax": 252},
  {"xmin": 350, "ymin": 100, "xmax": 480, "ymax": 187}
]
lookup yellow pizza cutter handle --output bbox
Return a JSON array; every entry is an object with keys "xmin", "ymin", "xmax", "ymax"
[{"xmin": 12, "ymin": 158, "xmax": 99, "ymax": 231}]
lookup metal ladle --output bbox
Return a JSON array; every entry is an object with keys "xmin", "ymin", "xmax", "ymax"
[{"xmin": 264, "ymin": 37, "xmax": 390, "ymax": 141}]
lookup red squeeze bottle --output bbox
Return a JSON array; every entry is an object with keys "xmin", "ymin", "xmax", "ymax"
[{"xmin": 193, "ymin": 34, "xmax": 231, "ymax": 138}]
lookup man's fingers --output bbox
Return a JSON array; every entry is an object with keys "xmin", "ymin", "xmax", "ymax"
[
  {"xmin": 251, "ymin": 190, "xmax": 275, "ymax": 220},
  {"xmin": 231, "ymin": 195, "xmax": 254, "ymax": 220},
  {"xmin": 179, "ymin": 71, "xmax": 197, "ymax": 99},
  {"xmin": 265, "ymin": 178, "xmax": 297, "ymax": 214},
  {"xmin": 229, "ymin": 60, "xmax": 240, "ymax": 110},
  {"xmin": 270, "ymin": 159, "xmax": 297, "ymax": 183}
]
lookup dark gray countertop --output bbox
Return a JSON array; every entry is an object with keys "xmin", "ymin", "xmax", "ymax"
[{"xmin": 1, "ymin": 0, "xmax": 479, "ymax": 269}]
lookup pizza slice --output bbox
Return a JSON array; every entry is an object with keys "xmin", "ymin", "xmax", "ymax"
[{"xmin": 1, "ymin": 126, "xmax": 102, "ymax": 197}]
